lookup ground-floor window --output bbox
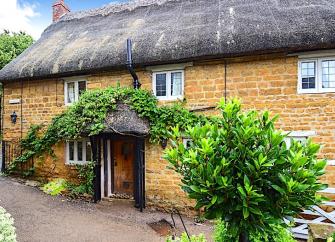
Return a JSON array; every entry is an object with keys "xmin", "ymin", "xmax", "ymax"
[
  {"xmin": 284, "ymin": 131, "xmax": 316, "ymax": 148},
  {"xmin": 66, "ymin": 139, "xmax": 92, "ymax": 165}
]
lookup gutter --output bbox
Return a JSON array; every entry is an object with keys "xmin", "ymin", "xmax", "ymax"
[{"xmin": 126, "ymin": 39, "xmax": 141, "ymax": 89}]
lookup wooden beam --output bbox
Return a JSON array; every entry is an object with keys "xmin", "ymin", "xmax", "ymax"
[
  {"xmin": 103, "ymin": 137, "xmax": 108, "ymax": 198},
  {"xmin": 90, "ymin": 136, "xmax": 101, "ymax": 203}
]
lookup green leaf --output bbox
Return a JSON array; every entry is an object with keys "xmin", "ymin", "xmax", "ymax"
[
  {"xmin": 244, "ymin": 175, "xmax": 250, "ymax": 187},
  {"xmin": 249, "ymin": 207, "xmax": 262, "ymax": 215},
  {"xmin": 271, "ymin": 184, "xmax": 285, "ymax": 195},
  {"xmin": 238, "ymin": 186, "xmax": 247, "ymax": 198},
  {"xmin": 243, "ymin": 207, "xmax": 249, "ymax": 219},
  {"xmin": 211, "ymin": 195, "xmax": 218, "ymax": 205},
  {"xmin": 190, "ymin": 185, "xmax": 201, "ymax": 193}
]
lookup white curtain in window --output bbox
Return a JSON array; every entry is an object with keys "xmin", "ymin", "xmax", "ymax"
[
  {"xmin": 67, "ymin": 82, "xmax": 75, "ymax": 103},
  {"xmin": 171, "ymin": 72, "xmax": 182, "ymax": 96}
]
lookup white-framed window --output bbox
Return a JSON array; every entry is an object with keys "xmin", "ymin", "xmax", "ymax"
[
  {"xmin": 64, "ymin": 79, "xmax": 87, "ymax": 105},
  {"xmin": 182, "ymin": 138, "xmax": 193, "ymax": 149},
  {"xmin": 298, "ymin": 58, "xmax": 335, "ymax": 93},
  {"xmin": 284, "ymin": 131, "xmax": 316, "ymax": 148},
  {"xmin": 152, "ymin": 70, "xmax": 184, "ymax": 100},
  {"xmin": 66, "ymin": 139, "xmax": 92, "ymax": 165}
]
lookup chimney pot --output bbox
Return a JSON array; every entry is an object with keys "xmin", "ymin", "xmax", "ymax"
[{"xmin": 52, "ymin": 0, "xmax": 70, "ymax": 22}]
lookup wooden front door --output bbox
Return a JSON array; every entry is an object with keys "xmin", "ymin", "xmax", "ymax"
[{"xmin": 112, "ymin": 140, "xmax": 135, "ymax": 195}]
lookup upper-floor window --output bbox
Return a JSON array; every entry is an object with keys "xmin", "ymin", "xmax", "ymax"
[
  {"xmin": 66, "ymin": 139, "xmax": 92, "ymax": 165},
  {"xmin": 64, "ymin": 79, "xmax": 87, "ymax": 105},
  {"xmin": 298, "ymin": 58, "xmax": 335, "ymax": 93},
  {"xmin": 153, "ymin": 70, "xmax": 184, "ymax": 100}
]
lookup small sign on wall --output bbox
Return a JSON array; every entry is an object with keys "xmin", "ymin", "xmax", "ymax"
[{"xmin": 9, "ymin": 99, "xmax": 21, "ymax": 104}]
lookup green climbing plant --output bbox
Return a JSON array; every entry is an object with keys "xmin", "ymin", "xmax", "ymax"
[
  {"xmin": 9, "ymin": 86, "xmax": 211, "ymax": 174},
  {"xmin": 66, "ymin": 161, "xmax": 95, "ymax": 197}
]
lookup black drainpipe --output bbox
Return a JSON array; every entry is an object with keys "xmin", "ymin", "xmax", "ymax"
[{"xmin": 126, "ymin": 39, "xmax": 141, "ymax": 89}]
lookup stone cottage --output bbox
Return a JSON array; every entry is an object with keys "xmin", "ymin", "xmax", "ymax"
[{"xmin": 0, "ymin": 0, "xmax": 335, "ymax": 211}]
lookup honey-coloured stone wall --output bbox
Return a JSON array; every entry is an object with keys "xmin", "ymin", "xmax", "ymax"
[{"xmin": 3, "ymin": 53, "xmax": 335, "ymax": 210}]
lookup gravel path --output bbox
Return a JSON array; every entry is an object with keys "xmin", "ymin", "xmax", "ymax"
[{"xmin": 0, "ymin": 176, "xmax": 212, "ymax": 242}]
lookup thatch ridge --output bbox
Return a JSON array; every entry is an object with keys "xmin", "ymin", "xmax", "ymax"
[{"xmin": 60, "ymin": 0, "xmax": 174, "ymax": 22}]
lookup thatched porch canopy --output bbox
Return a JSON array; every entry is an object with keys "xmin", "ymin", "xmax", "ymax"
[
  {"xmin": 1, "ymin": 0, "xmax": 335, "ymax": 81},
  {"xmin": 103, "ymin": 103, "xmax": 149, "ymax": 136}
]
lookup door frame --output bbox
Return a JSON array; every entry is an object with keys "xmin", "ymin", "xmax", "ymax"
[{"xmin": 91, "ymin": 134, "xmax": 146, "ymax": 211}]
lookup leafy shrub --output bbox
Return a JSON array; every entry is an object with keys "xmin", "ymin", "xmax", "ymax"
[
  {"xmin": 76, "ymin": 161, "xmax": 95, "ymax": 195},
  {"xmin": 328, "ymin": 232, "xmax": 335, "ymax": 242},
  {"xmin": 164, "ymin": 98, "xmax": 327, "ymax": 241},
  {"xmin": 66, "ymin": 161, "xmax": 95, "ymax": 198},
  {"xmin": 213, "ymin": 219, "xmax": 295, "ymax": 242},
  {"xmin": 42, "ymin": 178, "xmax": 67, "ymax": 196},
  {"xmin": 66, "ymin": 184, "xmax": 87, "ymax": 197},
  {"xmin": 166, "ymin": 233, "xmax": 207, "ymax": 242},
  {"xmin": 0, "ymin": 206, "xmax": 16, "ymax": 242}
]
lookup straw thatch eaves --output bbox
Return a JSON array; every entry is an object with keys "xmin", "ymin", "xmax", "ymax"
[
  {"xmin": 103, "ymin": 103, "xmax": 150, "ymax": 136},
  {"xmin": 1, "ymin": 0, "xmax": 335, "ymax": 81}
]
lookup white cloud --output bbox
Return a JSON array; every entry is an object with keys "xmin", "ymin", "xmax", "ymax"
[{"xmin": 0, "ymin": 0, "xmax": 45, "ymax": 40}]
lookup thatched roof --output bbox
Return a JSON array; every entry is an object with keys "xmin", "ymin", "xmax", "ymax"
[
  {"xmin": 1, "ymin": 0, "xmax": 335, "ymax": 81},
  {"xmin": 103, "ymin": 103, "xmax": 149, "ymax": 136}
]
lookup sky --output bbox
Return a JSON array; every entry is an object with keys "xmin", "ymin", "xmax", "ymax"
[{"xmin": 0, "ymin": 0, "xmax": 127, "ymax": 40}]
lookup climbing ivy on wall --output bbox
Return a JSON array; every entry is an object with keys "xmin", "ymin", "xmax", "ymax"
[{"xmin": 9, "ymin": 86, "xmax": 211, "ymax": 173}]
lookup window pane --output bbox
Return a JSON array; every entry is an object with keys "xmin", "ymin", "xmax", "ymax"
[
  {"xmin": 301, "ymin": 62, "xmax": 315, "ymax": 89},
  {"xmin": 171, "ymin": 72, "xmax": 182, "ymax": 96},
  {"xmin": 308, "ymin": 62, "xmax": 314, "ymax": 69},
  {"xmin": 69, "ymin": 142, "xmax": 74, "ymax": 161},
  {"xmin": 86, "ymin": 141, "xmax": 92, "ymax": 161},
  {"xmin": 183, "ymin": 138, "xmax": 192, "ymax": 149},
  {"xmin": 301, "ymin": 62, "xmax": 308, "ymax": 69},
  {"xmin": 322, "ymin": 60, "xmax": 335, "ymax": 89},
  {"xmin": 67, "ymin": 82, "xmax": 75, "ymax": 103},
  {"xmin": 302, "ymin": 77, "xmax": 315, "ymax": 89},
  {"xmin": 156, "ymin": 73, "xmax": 167, "ymax": 97},
  {"xmin": 77, "ymin": 141, "xmax": 83, "ymax": 161},
  {"xmin": 78, "ymin": 81, "xmax": 86, "ymax": 97},
  {"xmin": 322, "ymin": 61, "xmax": 329, "ymax": 68},
  {"xmin": 284, "ymin": 137, "xmax": 307, "ymax": 149},
  {"xmin": 307, "ymin": 68, "xmax": 315, "ymax": 76}
]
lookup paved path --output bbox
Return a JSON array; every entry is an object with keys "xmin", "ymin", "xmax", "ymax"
[{"xmin": 0, "ymin": 176, "xmax": 212, "ymax": 242}]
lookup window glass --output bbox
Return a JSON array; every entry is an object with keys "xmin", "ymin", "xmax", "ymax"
[
  {"xmin": 78, "ymin": 81, "xmax": 86, "ymax": 96},
  {"xmin": 66, "ymin": 140, "xmax": 90, "ymax": 164},
  {"xmin": 67, "ymin": 82, "xmax": 75, "ymax": 103},
  {"xmin": 284, "ymin": 136, "xmax": 307, "ymax": 148},
  {"xmin": 183, "ymin": 138, "xmax": 193, "ymax": 149},
  {"xmin": 77, "ymin": 141, "xmax": 83, "ymax": 161},
  {"xmin": 69, "ymin": 141, "xmax": 74, "ymax": 161},
  {"xmin": 86, "ymin": 141, "xmax": 92, "ymax": 161},
  {"xmin": 65, "ymin": 79, "xmax": 87, "ymax": 104},
  {"xmin": 156, "ymin": 73, "xmax": 167, "ymax": 97},
  {"xmin": 301, "ymin": 62, "xmax": 316, "ymax": 89},
  {"xmin": 171, "ymin": 72, "xmax": 182, "ymax": 96},
  {"xmin": 322, "ymin": 60, "xmax": 335, "ymax": 88}
]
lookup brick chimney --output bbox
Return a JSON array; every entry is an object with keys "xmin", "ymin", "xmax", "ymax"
[{"xmin": 52, "ymin": 0, "xmax": 70, "ymax": 22}]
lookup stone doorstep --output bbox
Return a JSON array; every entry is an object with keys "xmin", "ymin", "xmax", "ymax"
[{"xmin": 100, "ymin": 197, "xmax": 135, "ymax": 205}]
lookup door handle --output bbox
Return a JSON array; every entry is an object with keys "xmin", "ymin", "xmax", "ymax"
[{"xmin": 113, "ymin": 158, "xmax": 117, "ymax": 167}]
